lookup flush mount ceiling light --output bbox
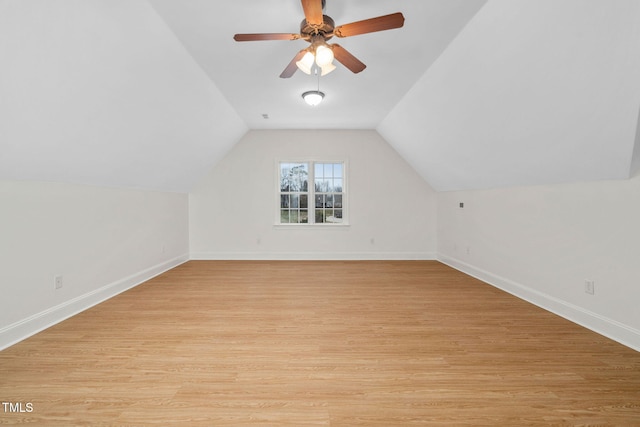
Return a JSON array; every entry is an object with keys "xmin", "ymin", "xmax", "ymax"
[{"xmin": 302, "ymin": 90, "xmax": 324, "ymax": 106}]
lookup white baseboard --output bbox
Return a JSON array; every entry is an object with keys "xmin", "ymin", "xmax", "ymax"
[
  {"xmin": 0, "ymin": 254, "xmax": 189, "ymax": 351},
  {"xmin": 190, "ymin": 251, "xmax": 437, "ymax": 261},
  {"xmin": 438, "ymin": 254, "xmax": 640, "ymax": 352}
]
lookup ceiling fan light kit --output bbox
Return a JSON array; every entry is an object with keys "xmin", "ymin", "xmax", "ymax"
[
  {"xmin": 233, "ymin": 0, "xmax": 405, "ymax": 78},
  {"xmin": 294, "ymin": 37, "xmax": 336, "ymax": 76},
  {"xmin": 295, "ymin": 51, "xmax": 315, "ymax": 74},
  {"xmin": 314, "ymin": 44, "xmax": 334, "ymax": 67},
  {"xmin": 319, "ymin": 62, "xmax": 335, "ymax": 76}
]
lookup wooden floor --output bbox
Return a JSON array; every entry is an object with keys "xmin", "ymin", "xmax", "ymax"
[{"xmin": 1, "ymin": 261, "xmax": 639, "ymax": 426}]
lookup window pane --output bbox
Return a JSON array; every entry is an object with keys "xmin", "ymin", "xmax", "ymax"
[
  {"xmin": 300, "ymin": 194, "xmax": 308, "ymax": 209},
  {"xmin": 300, "ymin": 210, "xmax": 308, "ymax": 223},
  {"xmin": 280, "ymin": 164, "xmax": 290, "ymax": 191},
  {"xmin": 280, "ymin": 194, "xmax": 289, "ymax": 209},
  {"xmin": 290, "ymin": 210, "xmax": 299, "ymax": 223},
  {"xmin": 334, "ymin": 163, "xmax": 343, "ymax": 178},
  {"xmin": 328, "ymin": 209, "xmax": 343, "ymax": 223},
  {"xmin": 334, "ymin": 179, "xmax": 343, "ymax": 192},
  {"xmin": 324, "ymin": 163, "xmax": 332, "ymax": 177},
  {"xmin": 324, "ymin": 209, "xmax": 334, "ymax": 222},
  {"xmin": 280, "ymin": 163, "xmax": 308, "ymax": 192},
  {"xmin": 281, "ymin": 210, "xmax": 290, "ymax": 223},
  {"xmin": 325, "ymin": 194, "xmax": 333, "ymax": 208},
  {"xmin": 315, "ymin": 179, "xmax": 329, "ymax": 192},
  {"xmin": 291, "ymin": 194, "xmax": 299, "ymax": 208},
  {"xmin": 315, "ymin": 209, "xmax": 324, "ymax": 223},
  {"xmin": 315, "ymin": 194, "xmax": 325, "ymax": 208},
  {"xmin": 334, "ymin": 194, "xmax": 342, "ymax": 208},
  {"xmin": 315, "ymin": 163, "xmax": 323, "ymax": 179}
]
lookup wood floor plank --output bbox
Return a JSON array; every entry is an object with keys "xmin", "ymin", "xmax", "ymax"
[{"xmin": 1, "ymin": 261, "xmax": 639, "ymax": 425}]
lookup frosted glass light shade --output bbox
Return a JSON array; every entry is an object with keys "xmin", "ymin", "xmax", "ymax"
[
  {"xmin": 315, "ymin": 45, "xmax": 334, "ymax": 67},
  {"xmin": 302, "ymin": 90, "xmax": 324, "ymax": 106},
  {"xmin": 320, "ymin": 63, "xmax": 336, "ymax": 76},
  {"xmin": 296, "ymin": 52, "xmax": 315, "ymax": 75}
]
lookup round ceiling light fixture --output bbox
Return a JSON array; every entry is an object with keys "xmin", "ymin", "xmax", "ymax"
[{"xmin": 302, "ymin": 90, "xmax": 324, "ymax": 106}]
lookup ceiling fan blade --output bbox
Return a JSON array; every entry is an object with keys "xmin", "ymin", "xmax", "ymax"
[
  {"xmin": 331, "ymin": 44, "xmax": 366, "ymax": 74},
  {"xmin": 301, "ymin": 0, "xmax": 324, "ymax": 26},
  {"xmin": 334, "ymin": 12, "xmax": 405, "ymax": 38},
  {"xmin": 280, "ymin": 50, "xmax": 308, "ymax": 78},
  {"xmin": 234, "ymin": 33, "xmax": 301, "ymax": 42}
]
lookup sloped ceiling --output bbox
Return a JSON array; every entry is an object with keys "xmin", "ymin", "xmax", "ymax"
[
  {"xmin": 0, "ymin": 0, "xmax": 247, "ymax": 192},
  {"xmin": 1, "ymin": 0, "xmax": 639, "ymax": 193},
  {"xmin": 379, "ymin": 0, "xmax": 640, "ymax": 191}
]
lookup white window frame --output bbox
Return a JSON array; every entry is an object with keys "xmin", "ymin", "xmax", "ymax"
[{"xmin": 275, "ymin": 159, "xmax": 349, "ymax": 226}]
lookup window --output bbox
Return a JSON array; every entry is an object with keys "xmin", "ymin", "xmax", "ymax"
[{"xmin": 278, "ymin": 161, "xmax": 346, "ymax": 225}]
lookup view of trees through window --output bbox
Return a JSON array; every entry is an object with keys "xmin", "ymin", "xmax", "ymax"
[{"xmin": 279, "ymin": 162, "xmax": 344, "ymax": 224}]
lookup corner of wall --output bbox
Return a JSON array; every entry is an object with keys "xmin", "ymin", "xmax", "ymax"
[
  {"xmin": 0, "ymin": 255, "xmax": 188, "ymax": 351},
  {"xmin": 436, "ymin": 254, "xmax": 640, "ymax": 353}
]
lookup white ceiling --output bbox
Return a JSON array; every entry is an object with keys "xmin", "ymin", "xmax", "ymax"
[
  {"xmin": 149, "ymin": 0, "xmax": 487, "ymax": 129},
  {"xmin": 379, "ymin": 0, "xmax": 640, "ymax": 190},
  {"xmin": 1, "ymin": 0, "xmax": 639, "ymax": 192},
  {"xmin": 0, "ymin": 0, "xmax": 247, "ymax": 192}
]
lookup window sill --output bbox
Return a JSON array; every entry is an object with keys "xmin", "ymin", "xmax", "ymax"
[{"xmin": 273, "ymin": 223, "xmax": 350, "ymax": 229}]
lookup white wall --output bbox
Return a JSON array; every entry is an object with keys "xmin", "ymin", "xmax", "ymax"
[
  {"xmin": 190, "ymin": 130, "xmax": 437, "ymax": 260},
  {"xmin": 0, "ymin": 180, "xmax": 189, "ymax": 349},
  {"xmin": 437, "ymin": 174, "xmax": 640, "ymax": 350}
]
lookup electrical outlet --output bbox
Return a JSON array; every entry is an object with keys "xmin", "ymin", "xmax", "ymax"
[
  {"xmin": 585, "ymin": 280, "xmax": 595, "ymax": 295},
  {"xmin": 54, "ymin": 275, "xmax": 63, "ymax": 290}
]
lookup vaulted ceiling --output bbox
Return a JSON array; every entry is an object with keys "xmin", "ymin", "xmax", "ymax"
[
  {"xmin": 1, "ymin": 0, "xmax": 639, "ymax": 192},
  {"xmin": 379, "ymin": 0, "xmax": 640, "ymax": 190}
]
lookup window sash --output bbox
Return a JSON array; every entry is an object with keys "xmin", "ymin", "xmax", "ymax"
[{"xmin": 277, "ymin": 161, "xmax": 346, "ymax": 225}]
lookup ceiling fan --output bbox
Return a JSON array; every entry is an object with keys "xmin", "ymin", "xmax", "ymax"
[{"xmin": 233, "ymin": 0, "xmax": 405, "ymax": 78}]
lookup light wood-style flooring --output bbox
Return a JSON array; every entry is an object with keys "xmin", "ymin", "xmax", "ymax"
[{"xmin": 1, "ymin": 261, "xmax": 639, "ymax": 425}]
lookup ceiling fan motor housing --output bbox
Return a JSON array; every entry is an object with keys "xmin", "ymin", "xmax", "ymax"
[{"xmin": 300, "ymin": 15, "xmax": 335, "ymax": 41}]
